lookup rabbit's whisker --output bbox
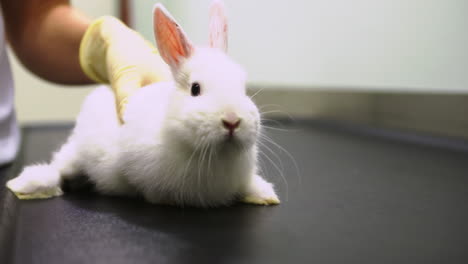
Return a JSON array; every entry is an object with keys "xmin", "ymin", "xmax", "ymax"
[
  {"xmin": 259, "ymin": 133, "xmax": 301, "ymax": 190},
  {"xmin": 181, "ymin": 139, "xmax": 202, "ymax": 203},
  {"xmin": 249, "ymin": 87, "xmax": 266, "ymax": 100}
]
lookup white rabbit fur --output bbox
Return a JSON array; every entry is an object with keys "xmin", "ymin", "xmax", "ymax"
[{"xmin": 6, "ymin": 2, "xmax": 279, "ymax": 207}]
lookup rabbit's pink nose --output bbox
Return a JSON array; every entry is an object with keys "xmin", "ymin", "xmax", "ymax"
[
  {"xmin": 222, "ymin": 113, "xmax": 241, "ymax": 133},
  {"xmin": 222, "ymin": 119, "xmax": 241, "ymax": 131}
]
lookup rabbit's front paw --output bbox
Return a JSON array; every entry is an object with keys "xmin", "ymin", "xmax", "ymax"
[
  {"xmin": 242, "ymin": 194, "xmax": 280, "ymax": 205},
  {"xmin": 6, "ymin": 164, "xmax": 63, "ymax": 200},
  {"xmin": 241, "ymin": 175, "xmax": 280, "ymax": 206}
]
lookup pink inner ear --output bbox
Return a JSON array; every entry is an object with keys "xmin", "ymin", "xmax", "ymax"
[
  {"xmin": 154, "ymin": 7, "xmax": 192, "ymax": 67},
  {"xmin": 209, "ymin": 1, "xmax": 228, "ymax": 52}
]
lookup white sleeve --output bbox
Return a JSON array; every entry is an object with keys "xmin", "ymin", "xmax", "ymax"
[{"xmin": 0, "ymin": 10, "xmax": 20, "ymax": 166}]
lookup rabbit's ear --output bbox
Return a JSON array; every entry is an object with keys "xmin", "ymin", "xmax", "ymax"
[
  {"xmin": 153, "ymin": 4, "xmax": 193, "ymax": 69},
  {"xmin": 209, "ymin": 0, "xmax": 228, "ymax": 52}
]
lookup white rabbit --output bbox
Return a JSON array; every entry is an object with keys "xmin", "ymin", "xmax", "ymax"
[{"xmin": 6, "ymin": 1, "xmax": 279, "ymax": 207}]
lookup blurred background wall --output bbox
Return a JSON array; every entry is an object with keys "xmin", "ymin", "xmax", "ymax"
[
  {"xmin": 134, "ymin": 0, "xmax": 468, "ymax": 91},
  {"xmin": 9, "ymin": 0, "xmax": 468, "ymax": 137}
]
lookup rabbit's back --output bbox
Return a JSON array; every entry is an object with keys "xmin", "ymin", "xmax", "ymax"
[
  {"xmin": 64, "ymin": 86, "xmax": 125, "ymax": 193},
  {"xmin": 72, "ymin": 86, "xmax": 120, "ymax": 148},
  {"xmin": 69, "ymin": 83, "xmax": 174, "ymax": 195}
]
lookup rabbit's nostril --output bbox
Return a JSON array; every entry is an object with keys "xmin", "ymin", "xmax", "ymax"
[
  {"xmin": 222, "ymin": 119, "xmax": 241, "ymax": 132},
  {"xmin": 222, "ymin": 112, "xmax": 241, "ymax": 133}
]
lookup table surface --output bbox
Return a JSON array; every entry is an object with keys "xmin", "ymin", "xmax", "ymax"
[{"xmin": 1, "ymin": 121, "xmax": 467, "ymax": 264}]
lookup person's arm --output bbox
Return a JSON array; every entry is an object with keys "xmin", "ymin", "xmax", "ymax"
[{"xmin": 0, "ymin": 0, "xmax": 92, "ymax": 84}]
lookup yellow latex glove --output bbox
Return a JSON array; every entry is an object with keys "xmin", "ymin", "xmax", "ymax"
[{"xmin": 79, "ymin": 16, "xmax": 171, "ymax": 123}]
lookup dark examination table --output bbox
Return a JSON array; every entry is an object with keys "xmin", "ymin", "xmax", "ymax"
[{"xmin": 1, "ymin": 121, "xmax": 467, "ymax": 264}]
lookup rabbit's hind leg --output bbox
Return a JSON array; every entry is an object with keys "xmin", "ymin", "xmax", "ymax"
[
  {"xmin": 51, "ymin": 139, "xmax": 98, "ymax": 193},
  {"xmin": 6, "ymin": 164, "xmax": 63, "ymax": 199},
  {"xmin": 6, "ymin": 139, "xmax": 81, "ymax": 200}
]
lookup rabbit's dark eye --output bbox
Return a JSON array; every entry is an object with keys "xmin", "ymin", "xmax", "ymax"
[{"xmin": 191, "ymin": 82, "xmax": 201, "ymax": 96}]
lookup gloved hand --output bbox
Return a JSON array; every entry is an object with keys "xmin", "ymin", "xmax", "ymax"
[{"xmin": 79, "ymin": 16, "xmax": 171, "ymax": 123}]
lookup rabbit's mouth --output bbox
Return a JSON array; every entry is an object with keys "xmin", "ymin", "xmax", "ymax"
[
  {"xmin": 224, "ymin": 132, "xmax": 238, "ymax": 143},
  {"xmin": 218, "ymin": 131, "xmax": 253, "ymax": 151}
]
